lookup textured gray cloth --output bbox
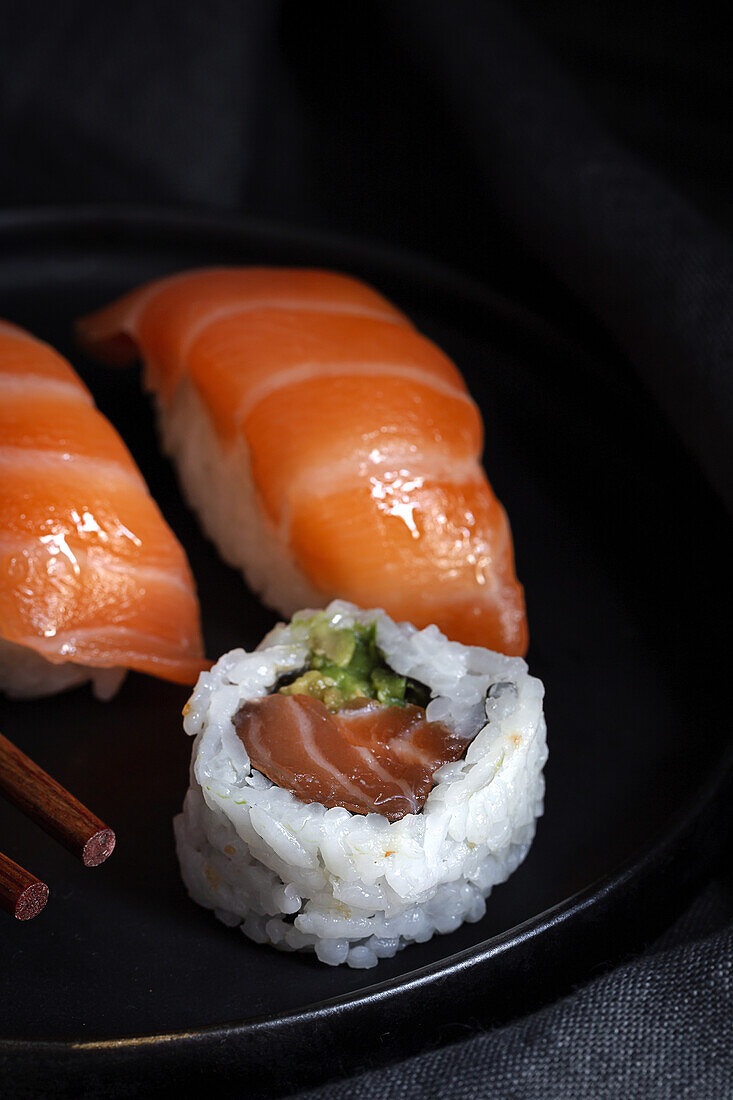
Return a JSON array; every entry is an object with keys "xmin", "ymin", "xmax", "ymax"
[
  {"xmin": 385, "ymin": 2, "xmax": 733, "ymax": 520},
  {"xmin": 294, "ymin": 880, "xmax": 733, "ymax": 1099}
]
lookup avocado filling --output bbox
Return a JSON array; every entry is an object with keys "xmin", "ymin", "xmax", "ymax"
[{"xmin": 278, "ymin": 617, "xmax": 431, "ymax": 712}]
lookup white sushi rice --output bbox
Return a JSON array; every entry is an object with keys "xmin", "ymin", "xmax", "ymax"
[
  {"xmin": 175, "ymin": 600, "xmax": 547, "ymax": 968},
  {"xmin": 160, "ymin": 381, "xmax": 323, "ymax": 618},
  {"xmin": 0, "ymin": 635, "xmax": 126, "ymax": 700}
]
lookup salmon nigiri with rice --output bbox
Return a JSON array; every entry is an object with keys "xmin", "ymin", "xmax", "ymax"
[
  {"xmin": 77, "ymin": 268, "xmax": 528, "ymax": 655},
  {"xmin": 0, "ymin": 321, "xmax": 206, "ymax": 699}
]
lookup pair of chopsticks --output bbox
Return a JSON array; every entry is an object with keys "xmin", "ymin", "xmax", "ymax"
[{"xmin": 0, "ymin": 731, "xmax": 115, "ymax": 920}]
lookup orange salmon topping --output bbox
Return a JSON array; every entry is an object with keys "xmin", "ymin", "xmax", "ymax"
[{"xmin": 0, "ymin": 322, "xmax": 207, "ymax": 685}]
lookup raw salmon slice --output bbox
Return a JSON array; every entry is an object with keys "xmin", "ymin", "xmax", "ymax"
[
  {"xmin": 0, "ymin": 322, "xmax": 207, "ymax": 688},
  {"xmin": 234, "ymin": 693, "xmax": 470, "ymax": 821},
  {"xmin": 79, "ymin": 268, "xmax": 409, "ymax": 397},
  {"xmin": 288, "ymin": 477, "xmax": 527, "ymax": 652}
]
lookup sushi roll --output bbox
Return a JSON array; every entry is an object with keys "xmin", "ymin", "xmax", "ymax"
[
  {"xmin": 77, "ymin": 268, "xmax": 528, "ymax": 655},
  {"xmin": 0, "ymin": 321, "xmax": 206, "ymax": 699},
  {"xmin": 175, "ymin": 601, "xmax": 546, "ymax": 968}
]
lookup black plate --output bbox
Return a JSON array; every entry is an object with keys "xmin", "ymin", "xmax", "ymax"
[{"xmin": 0, "ymin": 208, "xmax": 730, "ymax": 1098}]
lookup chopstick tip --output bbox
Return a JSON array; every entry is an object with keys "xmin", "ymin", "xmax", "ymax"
[
  {"xmin": 82, "ymin": 828, "xmax": 116, "ymax": 868},
  {"xmin": 14, "ymin": 880, "xmax": 49, "ymax": 921}
]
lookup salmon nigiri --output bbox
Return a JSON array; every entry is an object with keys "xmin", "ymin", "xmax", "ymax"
[
  {"xmin": 77, "ymin": 269, "xmax": 527, "ymax": 654},
  {"xmin": 0, "ymin": 321, "xmax": 206, "ymax": 698}
]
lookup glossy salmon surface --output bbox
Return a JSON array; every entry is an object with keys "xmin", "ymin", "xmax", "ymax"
[
  {"xmin": 0, "ymin": 321, "xmax": 206, "ymax": 685},
  {"xmin": 234, "ymin": 693, "xmax": 469, "ymax": 821},
  {"xmin": 78, "ymin": 268, "xmax": 528, "ymax": 654}
]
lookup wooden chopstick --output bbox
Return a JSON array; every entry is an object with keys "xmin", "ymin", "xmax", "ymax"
[
  {"xmin": 0, "ymin": 851, "xmax": 48, "ymax": 920},
  {"xmin": 0, "ymin": 731, "xmax": 115, "ymax": 868}
]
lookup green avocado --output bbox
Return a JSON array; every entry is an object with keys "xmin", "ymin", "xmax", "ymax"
[{"xmin": 279, "ymin": 616, "xmax": 430, "ymax": 711}]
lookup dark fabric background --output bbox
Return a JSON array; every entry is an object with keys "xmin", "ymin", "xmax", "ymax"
[{"xmin": 1, "ymin": 1, "xmax": 731, "ymax": 1095}]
